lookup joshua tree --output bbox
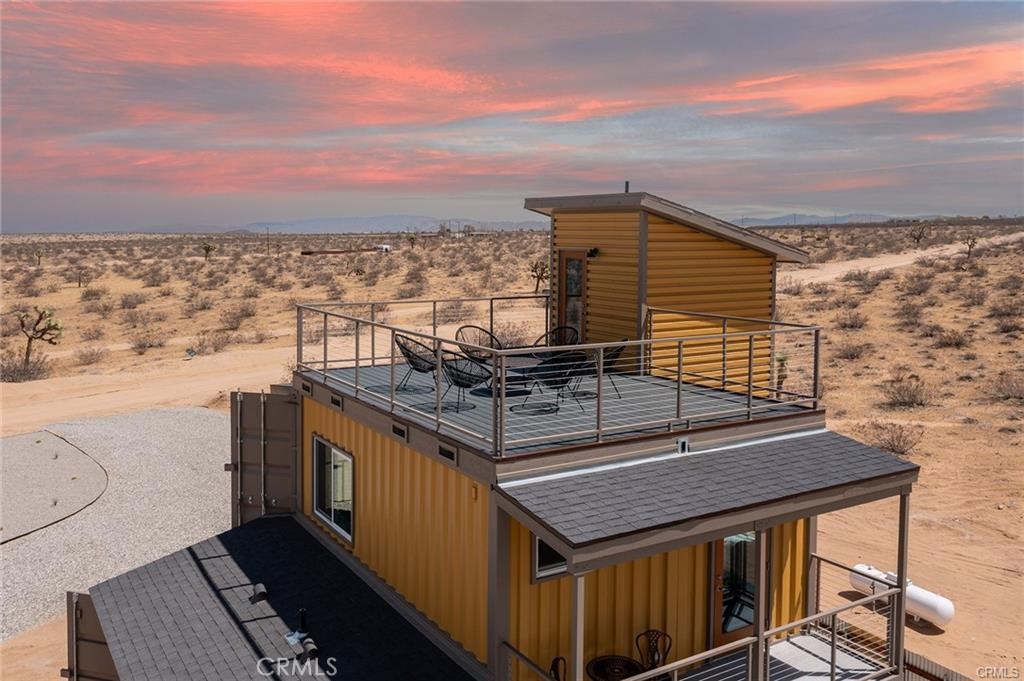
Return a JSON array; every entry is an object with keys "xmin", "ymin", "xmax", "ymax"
[
  {"xmin": 909, "ymin": 224, "xmax": 929, "ymax": 248},
  {"xmin": 201, "ymin": 242, "xmax": 216, "ymax": 262},
  {"xmin": 961, "ymin": 234, "xmax": 979, "ymax": 259},
  {"xmin": 17, "ymin": 307, "xmax": 62, "ymax": 368},
  {"xmin": 529, "ymin": 259, "xmax": 549, "ymax": 293},
  {"xmin": 34, "ymin": 249, "xmax": 43, "ymax": 266},
  {"xmin": 405, "ymin": 233, "xmax": 418, "ymax": 250}
]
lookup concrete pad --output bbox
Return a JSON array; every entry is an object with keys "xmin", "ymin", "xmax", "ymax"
[{"xmin": 0, "ymin": 431, "xmax": 107, "ymax": 543}]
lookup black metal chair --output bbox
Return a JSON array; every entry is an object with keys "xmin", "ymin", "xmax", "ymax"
[
  {"xmin": 440, "ymin": 351, "xmax": 492, "ymax": 412},
  {"xmin": 515, "ymin": 351, "xmax": 588, "ymax": 412},
  {"xmin": 577, "ymin": 339, "xmax": 629, "ymax": 399},
  {"xmin": 531, "ymin": 326, "xmax": 580, "ymax": 360},
  {"xmin": 548, "ymin": 656, "xmax": 566, "ymax": 681},
  {"xmin": 394, "ymin": 334, "xmax": 438, "ymax": 392},
  {"xmin": 635, "ymin": 629, "xmax": 672, "ymax": 672},
  {"xmin": 454, "ymin": 325, "xmax": 503, "ymax": 366}
]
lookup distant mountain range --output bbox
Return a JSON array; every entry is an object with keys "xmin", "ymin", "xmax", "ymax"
[
  {"xmin": 140, "ymin": 215, "xmax": 549, "ymax": 235},
  {"xmin": 736, "ymin": 213, "xmax": 909, "ymax": 227}
]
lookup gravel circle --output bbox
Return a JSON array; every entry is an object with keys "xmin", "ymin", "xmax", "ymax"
[{"xmin": 0, "ymin": 408, "xmax": 230, "ymax": 640}]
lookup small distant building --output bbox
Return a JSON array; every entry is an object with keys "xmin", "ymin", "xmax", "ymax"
[{"xmin": 374, "ymin": 244, "xmax": 392, "ymax": 253}]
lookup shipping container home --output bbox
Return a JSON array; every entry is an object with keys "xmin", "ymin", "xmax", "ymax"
[{"xmin": 67, "ymin": 193, "xmax": 920, "ymax": 681}]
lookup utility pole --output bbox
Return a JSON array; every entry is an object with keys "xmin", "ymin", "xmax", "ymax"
[{"xmin": 265, "ymin": 226, "xmax": 271, "ymax": 256}]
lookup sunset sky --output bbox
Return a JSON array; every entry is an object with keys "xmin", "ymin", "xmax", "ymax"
[{"xmin": 2, "ymin": 1, "xmax": 1023, "ymax": 231}]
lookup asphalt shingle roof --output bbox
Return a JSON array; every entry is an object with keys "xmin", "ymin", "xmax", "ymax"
[
  {"xmin": 90, "ymin": 516, "xmax": 475, "ymax": 681},
  {"xmin": 499, "ymin": 431, "xmax": 919, "ymax": 546}
]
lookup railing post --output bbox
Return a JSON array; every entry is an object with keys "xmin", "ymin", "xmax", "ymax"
[
  {"xmin": 322, "ymin": 312, "xmax": 328, "ymax": 381},
  {"xmin": 752, "ymin": 526, "xmax": 768, "ymax": 681},
  {"xmin": 296, "ymin": 306, "xmax": 304, "ymax": 367},
  {"xmin": 497, "ymin": 354, "xmax": 506, "ymax": 459},
  {"xmin": 491, "ymin": 349, "xmax": 499, "ymax": 456},
  {"xmin": 595, "ymin": 348, "xmax": 604, "ymax": 442},
  {"xmin": 432, "ymin": 300, "xmax": 438, "ymax": 337},
  {"xmin": 812, "ymin": 328, "xmax": 821, "ymax": 408},
  {"xmin": 675, "ymin": 341, "xmax": 683, "ymax": 419},
  {"xmin": 829, "ymin": 614, "xmax": 838, "ymax": 681},
  {"xmin": 389, "ymin": 329, "xmax": 396, "ymax": 412},
  {"xmin": 370, "ymin": 304, "xmax": 376, "ymax": 367},
  {"xmin": 489, "ymin": 298, "xmax": 495, "ymax": 336},
  {"xmin": 746, "ymin": 334, "xmax": 755, "ymax": 420},
  {"xmin": 721, "ymin": 318, "xmax": 728, "ymax": 390},
  {"xmin": 435, "ymin": 340, "xmax": 443, "ymax": 428},
  {"xmin": 892, "ymin": 490, "xmax": 910, "ymax": 675},
  {"xmin": 354, "ymin": 319, "xmax": 361, "ymax": 392}
]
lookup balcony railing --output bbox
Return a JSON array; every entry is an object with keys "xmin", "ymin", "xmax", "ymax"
[
  {"xmin": 500, "ymin": 555, "xmax": 900, "ymax": 681},
  {"xmin": 295, "ymin": 295, "xmax": 821, "ymax": 458}
]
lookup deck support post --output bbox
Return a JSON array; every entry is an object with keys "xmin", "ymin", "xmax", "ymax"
[
  {"xmin": 751, "ymin": 526, "xmax": 769, "ymax": 681},
  {"xmin": 892, "ymin": 489, "xmax": 910, "ymax": 675},
  {"xmin": 571, "ymin": 572, "xmax": 586, "ymax": 681}
]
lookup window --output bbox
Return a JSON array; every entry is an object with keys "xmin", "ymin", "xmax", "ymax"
[
  {"xmin": 313, "ymin": 437, "xmax": 354, "ymax": 542},
  {"xmin": 534, "ymin": 535, "xmax": 567, "ymax": 579}
]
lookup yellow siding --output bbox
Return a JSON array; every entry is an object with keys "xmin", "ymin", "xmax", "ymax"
[
  {"xmin": 507, "ymin": 518, "xmax": 807, "ymax": 679},
  {"xmin": 771, "ymin": 518, "xmax": 809, "ymax": 628},
  {"xmin": 301, "ymin": 398, "xmax": 490, "ymax": 662},
  {"xmin": 646, "ymin": 214, "xmax": 776, "ymax": 391},
  {"xmin": 508, "ymin": 519, "xmax": 708, "ymax": 681},
  {"xmin": 552, "ymin": 211, "xmax": 640, "ymax": 342}
]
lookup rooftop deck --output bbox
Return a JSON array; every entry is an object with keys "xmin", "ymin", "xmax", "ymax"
[{"xmin": 295, "ymin": 295, "xmax": 821, "ymax": 458}]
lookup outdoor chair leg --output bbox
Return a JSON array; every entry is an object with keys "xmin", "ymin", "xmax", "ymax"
[
  {"xmin": 608, "ymin": 373, "xmax": 623, "ymax": 399},
  {"xmin": 396, "ymin": 366, "xmax": 413, "ymax": 390}
]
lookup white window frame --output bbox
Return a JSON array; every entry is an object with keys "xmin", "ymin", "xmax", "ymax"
[
  {"xmin": 312, "ymin": 436, "xmax": 354, "ymax": 543},
  {"xmin": 533, "ymin": 534, "xmax": 567, "ymax": 581}
]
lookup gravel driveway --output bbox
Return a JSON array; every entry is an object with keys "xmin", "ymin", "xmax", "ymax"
[{"xmin": 0, "ymin": 408, "xmax": 230, "ymax": 640}]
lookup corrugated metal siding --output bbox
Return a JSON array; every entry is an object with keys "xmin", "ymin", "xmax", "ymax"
[
  {"xmin": 508, "ymin": 519, "xmax": 708, "ymax": 680},
  {"xmin": 646, "ymin": 213, "xmax": 776, "ymax": 391},
  {"xmin": 552, "ymin": 211, "xmax": 640, "ymax": 342},
  {"xmin": 771, "ymin": 518, "xmax": 809, "ymax": 628},
  {"xmin": 301, "ymin": 398, "xmax": 490, "ymax": 663}
]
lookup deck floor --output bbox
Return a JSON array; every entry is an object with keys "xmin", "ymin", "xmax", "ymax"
[
  {"xmin": 306, "ymin": 363, "xmax": 808, "ymax": 456},
  {"xmin": 685, "ymin": 633, "xmax": 888, "ymax": 681}
]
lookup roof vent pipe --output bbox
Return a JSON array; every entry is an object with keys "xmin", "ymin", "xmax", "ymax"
[
  {"xmin": 249, "ymin": 583, "xmax": 268, "ymax": 604},
  {"xmin": 624, "ymin": 180, "xmax": 630, "ymax": 192}
]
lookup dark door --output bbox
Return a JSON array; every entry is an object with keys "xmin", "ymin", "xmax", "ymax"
[
  {"xmin": 712, "ymin": 532, "xmax": 757, "ymax": 646},
  {"xmin": 558, "ymin": 250, "xmax": 587, "ymax": 340}
]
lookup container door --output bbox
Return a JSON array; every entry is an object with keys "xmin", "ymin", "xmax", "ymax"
[
  {"xmin": 712, "ymin": 532, "xmax": 757, "ymax": 646},
  {"xmin": 557, "ymin": 249, "xmax": 587, "ymax": 340},
  {"xmin": 228, "ymin": 389, "xmax": 299, "ymax": 527}
]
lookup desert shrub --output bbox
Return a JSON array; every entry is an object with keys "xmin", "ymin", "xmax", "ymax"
[
  {"xmin": 396, "ymin": 283, "xmax": 424, "ymax": 299},
  {"xmin": 190, "ymin": 330, "xmax": 233, "ymax": 355},
  {"xmin": 895, "ymin": 302, "xmax": 922, "ymax": 328},
  {"xmin": 778, "ymin": 277, "xmax": 804, "ymax": 296},
  {"xmin": 935, "ymin": 329, "xmax": 970, "ymax": 348},
  {"xmin": 0, "ymin": 351, "xmax": 51, "ymax": 382},
  {"xmin": 0, "ymin": 315, "xmax": 20, "ymax": 338},
  {"xmin": 326, "ymin": 280, "xmax": 346, "ymax": 299},
  {"xmin": 80, "ymin": 287, "xmax": 108, "ymax": 301},
  {"xmin": 83, "ymin": 300, "xmax": 115, "ymax": 317},
  {"xmin": 241, "ymin": 284, "xmax": 262, "ymax": 299},
  {"xmin": 898, "ymin": 271, "xmax": 933, "ymax": 296},
  {"xmin": 829, "ymin": 293, "xmax": 861, "ymax": 309},
  {"xmin": 997, "ymin": 274, "xmax": 1022, "ymax": 292},
  {"xmin": 960, "ymin": 289, "xmax": 987, "ymax": 307},
  {"xmin": 120, "ymin": 292, "xmax": 147, "ymax": 309},
  {"xmin": 129, "ymin": 334, "xmax": 152, "ymax": 355},
  {"xmin": 158, "ymin": 285, "xmax": 175, "ymax": 297},
  {"xmin": 834, "ymin": 310, "xmax": 867, "ymax": 330},
  {"xmin": 142, "ymin": 267, "xmax": 169, "ymax": 287},
  {"xmin": 302, "ymin": 324, "xmax": 324, "ymax": 344},
  {"xmin": 222, "ymin": 302, "xmax": 257, "ymax": 330},
  {"xmin": 839, "ymin": 269, "xmax": 872, "ymax": 284},
  {"xmin": 74, "ymin": 346, "xmax": 108, "ymax": 366},
  {"xmin": 990, "ymin": 373, "xmax": 1024, "ymax": 401},
  {"xmin": 122, "ymin": 309, "xmax": 152, "ymax": 328},
  {"xmin": 492, "ymin": 321, "xmax": 532, "ymax": 348},
  {"xmin": 238, "ymin": 329, "xmax": 273, "ymax": 344},
  {"xmin": 995, "ymin": 317, "xmax": 1022, "ymax": 334},
  {"xmin": 833, "ymin": 342, "xmax": 871, "ymax": 360},
  {"xmin": 988, "ymin": 298, "xmax": 1024, "ymax": 318},
  {"xmin": 881, "ymin": 365, "xmax": 932, "ymax": 408},
  {"xmin": 808, "ymin": 282, "xmax": 832, "ymax": 296},
  {"xmin": 918, "ymin": 323, "xmax": 944, "ymax": 338},
  {"xmin": 866, "ymin": 421, "xmax": 925, "ymax": 456},
  {"xmin": 80, "ymin": 326, "xmax": 105, "ymax": 341}
]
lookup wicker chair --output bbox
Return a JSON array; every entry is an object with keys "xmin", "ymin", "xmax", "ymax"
[
  {"xmin": 440, "ymin": 351, "xmax": 492, "ymax": 412},
  {"xmin": 548, "ymin": 656, "xmax": 566, "ymax": 681},
  {"xmin": 531, "ymin": 326, "xmax": 580, "ymax": 360},
  {"xmin": 635, "ymin": 629, "xmax": 672, "ymax": 672},
  {"xmin": 394, "ymin": 334, "xmax": 438, "ymax": 391},
  {"xmin": 515, "ymin": 351, "xmax": 588, "ymax": 412},
  {"xmin": 454, "ymin": 325, "xmax": 503, "ymax": 364}
]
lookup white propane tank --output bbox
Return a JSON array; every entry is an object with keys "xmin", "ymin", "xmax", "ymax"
[{"xmin": 850, "ymin": 563, "xmax": 955, "ymax": 627}]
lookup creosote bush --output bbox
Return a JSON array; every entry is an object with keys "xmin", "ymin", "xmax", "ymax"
[
  {"xmin": 74, "ymin": 346, "xmax": 108, "ymax": 366},
  {"xmin": 834, "ymin": 310, "xmax": 867, "ymax": 330},
  {"xmin": 990, "ymin": 373, "xmax": 1024, "ymax": 401},
  {"xmin": 866, "ymin": 421, "xmax": 925, "ymax": 456},
  {"xmin": 880, "ymin": 365, "xmax": 932, "ymax": 408}
]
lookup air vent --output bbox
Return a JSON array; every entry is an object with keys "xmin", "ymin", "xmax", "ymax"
[
  {"xmin": 677, "ymin": 437, "xmax": 690, "ymax": 454},
  {"xmin": 438, "ymin": 444, "xmax": 457, "ymax": 462},
  {"xmin": 301, "ymin": 382, "xmax": 311, "ymax": 394},
  {"xmin": 391, "ymin": 423, "xmax": 407, "ymax": 440},
  {"xmin": 330, "ymin": 395, "xmax": 341, "ymax": 408}
]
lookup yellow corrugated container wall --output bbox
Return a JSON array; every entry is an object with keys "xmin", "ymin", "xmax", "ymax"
[
  {"xmin": 301, "ymin": 397, "xmax": 490, "ymax": 663},
  {"xmin": 552, "ymin": 210, "xmax": 640, "ymax": 342},
  {"xmin": 508, "ymin": 517, "xmax": 808, "ymax": 681}
]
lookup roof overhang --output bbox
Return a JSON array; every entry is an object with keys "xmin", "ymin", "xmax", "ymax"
[
  {"xmin": 524, "ymin": 192, "xmax": 809, "ymax": 263},
  {"xmin": 496, "ymin": 430, "xmax": 919, "ymax": 573}
]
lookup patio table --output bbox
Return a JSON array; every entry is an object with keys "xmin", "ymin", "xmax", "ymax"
[{"xmin": 586, "ymin": 655, "xmax": 644, "ymax": 681}]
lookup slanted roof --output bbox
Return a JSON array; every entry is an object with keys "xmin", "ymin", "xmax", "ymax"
[
  {"xmin": 90, "ymin": 516, "xmax": 475, "ymax": 681},
  {"xmin": 498, "ymin": 430, "xmax": 918, "ymax": 548},
  {"xmin": 524, "ymin": 192, "xmax": 809, "ymax": 263}
]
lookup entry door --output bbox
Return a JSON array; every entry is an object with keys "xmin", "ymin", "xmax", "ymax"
[
  {"xmin": 712, "ymin": 532, "xmax": 757, "ymax": 646},
  {"xmin": 557, "ymin": 250, "xmax": 587, "ymax": 340}
]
